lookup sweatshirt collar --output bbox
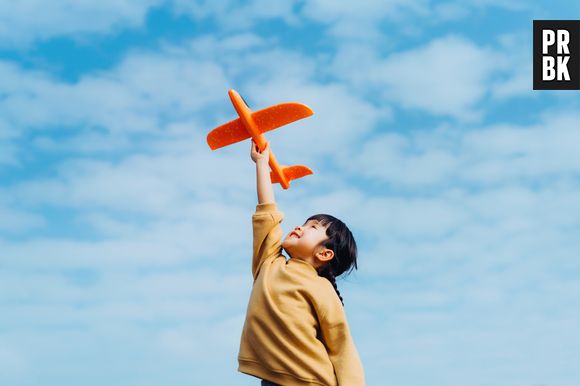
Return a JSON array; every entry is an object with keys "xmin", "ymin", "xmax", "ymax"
[{"xmin": 288, "ymin": 257, "xmax": 319, "ymax": 275}]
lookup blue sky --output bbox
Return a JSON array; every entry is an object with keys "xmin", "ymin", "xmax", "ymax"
[{"xmin": 1, "ymin": 1, "xmax": 580, "ymax": 385}]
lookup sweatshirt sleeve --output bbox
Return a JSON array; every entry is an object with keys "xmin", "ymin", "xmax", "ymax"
[
  {"xmin": 251, "ymin": 202, "xmax": 284, "ymax": 280},
  {"xmin": 319, "ymin": 296, "xmax": 366, "ymax": 386}
]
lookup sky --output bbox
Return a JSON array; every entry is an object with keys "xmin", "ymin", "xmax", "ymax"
[{"xmin": 1, "ymin": 1, "xmax": 580, "ymax": 386}]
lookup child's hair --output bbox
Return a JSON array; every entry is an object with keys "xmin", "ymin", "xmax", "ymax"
[{"xmin": 307, "ymin": 214, "xmax": 358, "ymax": 305}]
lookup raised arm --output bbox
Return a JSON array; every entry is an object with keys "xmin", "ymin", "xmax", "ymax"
[
  {"xmin": 250, "ymin": 140, "xmax": 275, "ymax": 204},
  {"xmin": 250, "ymin": 140, "xmax": 283, "ymax": 278}
]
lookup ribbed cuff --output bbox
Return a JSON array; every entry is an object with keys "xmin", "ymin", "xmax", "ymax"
[{"xmin": 255, "ymin": 202, "xmax": 277, "ymax": 213}]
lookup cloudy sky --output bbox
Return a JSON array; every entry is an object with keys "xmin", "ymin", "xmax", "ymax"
[{"xmin": 1, "ymin": 1, "xmax": 580, "ymax": 385}]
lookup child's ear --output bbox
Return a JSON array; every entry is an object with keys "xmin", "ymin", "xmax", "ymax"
[{"xmin": 316, "ymin": 248, "xmax": 334, "ymax": 263}]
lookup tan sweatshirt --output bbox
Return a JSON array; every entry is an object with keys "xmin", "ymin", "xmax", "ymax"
[{"xmin": 238, "ymin": 203, "xmax": 365, "ymax": 386}]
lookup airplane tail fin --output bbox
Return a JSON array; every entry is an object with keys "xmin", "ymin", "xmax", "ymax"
[{"xmin": 270, "ymin": 165, "xmax": 313, "ymax": 187}]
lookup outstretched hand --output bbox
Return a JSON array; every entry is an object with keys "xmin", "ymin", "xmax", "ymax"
[{"xmin": 250, "ymin": 141, "xmax": 270, "ymax": 164}]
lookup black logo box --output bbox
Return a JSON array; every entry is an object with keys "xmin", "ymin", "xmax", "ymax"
[{"xmin": 533, "ymin": 20, "xmax": 580, "ymax": 90}]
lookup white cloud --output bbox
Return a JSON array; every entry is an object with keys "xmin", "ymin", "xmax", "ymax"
[
  {"xmin": 0, "ymin": 205, "xmax": 45, "ymax": 233},
  {"xmin": 301, "ymin": 0, "xmax": 533, "ymax": 44},
  {"xmin": 489, "ymin": 32, "xmax": 534, "ymax": 100},
  {"xmin": 343, "ymin": 112, "xmax": 580, "ymax": 188},
  {"xmin": 0, "ymin": 141, "xmax": 18, "ymax": 167},
  {"xmin": 331, "ymin": 30, "xmax": 538, "ymax": 120},
  {"xmin": 0, "ymin": 0, "xmax": 537, "ymax": 55},
  {"xmin": 373, "ymin": 35, "xmax": 503, "ymax": 120},
  {"xmin": 301, "ymin": 0, "xmax": 430, "ymax": 40},
  {"xmin": 0, "ymin": 262, "xmax": 255, "ymax": 385},
  {"xmin": 172, "ymin": 0, "xmax": 300, "ymax": 29},
  {"xmin": 247, "ymin": 79, "xmax": 390, "ymax": 165},
  {"xmin": 0, "ymin": 341, "xmax": 27, "ymax": 385},
  {"xmin": 0, "ymin": 0, "xmax": 162, "ymax": 47},
  {"xmin": 0, "ymin": 51, "xmax": 228, "ymax": 134},
  {"xmin": 433, "ymin": 0, "xmax": 531, "ymax": 21}
]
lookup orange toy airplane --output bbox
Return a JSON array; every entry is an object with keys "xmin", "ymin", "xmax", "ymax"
[{"xmin": 207, "ymin": 89, "xmax": 314, "ymax": 189}]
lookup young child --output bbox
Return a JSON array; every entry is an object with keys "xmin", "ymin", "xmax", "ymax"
[{"xmin": 238, "ymin": 141, "xmax": 365, "ymax": 386}]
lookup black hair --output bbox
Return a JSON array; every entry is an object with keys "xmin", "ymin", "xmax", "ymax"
[{"xmin": 306, "ymin": 214, "xmax": 358, "ymax": 305}]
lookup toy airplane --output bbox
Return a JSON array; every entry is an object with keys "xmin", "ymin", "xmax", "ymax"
[{"xmin": 207, "ymin": 89, "xmax": 314, "ymax": 189}]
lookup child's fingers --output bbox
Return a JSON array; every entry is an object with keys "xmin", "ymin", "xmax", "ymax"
[
  {"xmin": 251, "ymin": 140, "xmax": 269, "ymax": 160},
  {"xmin": 254, "ymin": 141, "xmax": 269, "ymax": 153},
  {"xmin": 251, "ymin": 140, "xmax": 259, "ymax": 154},
  {"xmin": 250, "ymin": 141, "xmax": 259, "ymax": 161}
]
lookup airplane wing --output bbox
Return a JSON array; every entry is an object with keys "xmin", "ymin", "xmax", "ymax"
[{"xmin": 207, "ymin": 102, "xmax": 314, "ymax": 150}]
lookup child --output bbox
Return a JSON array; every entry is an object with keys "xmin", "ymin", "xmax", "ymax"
[{"xmin": 238, "ymin": 141, "xmax": 365, "ymax": 386}]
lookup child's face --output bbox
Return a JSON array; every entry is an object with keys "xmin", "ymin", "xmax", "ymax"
[{"xmin": 282, "ymin": 219, "xmax": 329, "ymax": 263}]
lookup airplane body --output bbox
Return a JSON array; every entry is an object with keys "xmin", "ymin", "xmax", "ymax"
[{"xmin": 207, "ymin": 89, "xmax": 314, "ymax": 189}]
